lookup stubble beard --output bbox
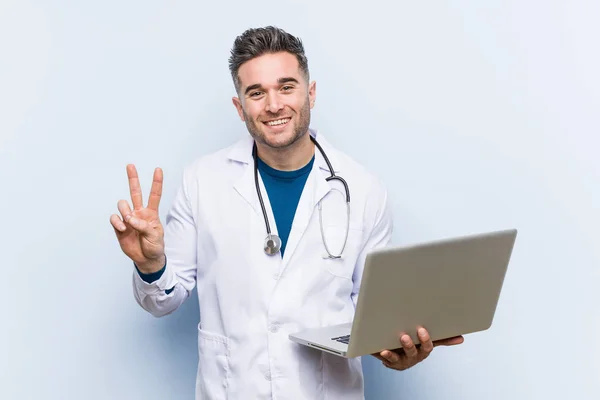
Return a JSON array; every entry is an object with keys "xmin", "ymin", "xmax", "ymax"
[{"xmin": 243, "ymin": 97, "xmax": 311, "ymax": 150}]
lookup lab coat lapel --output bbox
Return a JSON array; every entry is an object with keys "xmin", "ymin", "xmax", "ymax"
[
  {"xmin": 230, "ymin": 137, "xmax": 278, "ymax": 237},
  {"xmin": 232, "ymin": 161, "xmax": 262, "ymax": 218},
  {"xmin": 281, "ymin": 140, "xmax": 335, "ymax": 269},
  {"xmin": 229, "ymin": 130, "xmax": 337, "ymax": 270}
]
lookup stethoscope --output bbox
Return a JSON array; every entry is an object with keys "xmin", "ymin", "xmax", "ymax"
[{"xmin": 253, "ymin": 135, "xmax": 351, "ymax": 258}]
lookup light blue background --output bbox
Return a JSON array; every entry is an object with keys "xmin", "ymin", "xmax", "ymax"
[{"xmin": 1, "ymin": 1, "xmax": 598, "ymax": 399}]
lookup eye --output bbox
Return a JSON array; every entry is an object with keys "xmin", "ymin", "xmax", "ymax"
[
  {"xmin": 282, "ymin": 85, "xmax": 293, "ymax": 91},
  {"xmin": 250, "ymin": 91, "xmax": 263, "ymax": 97}
]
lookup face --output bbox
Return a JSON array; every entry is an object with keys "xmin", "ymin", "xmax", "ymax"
[{"xmin": 232, "ymin": 52, "xmax": 316, "ymax": 150}]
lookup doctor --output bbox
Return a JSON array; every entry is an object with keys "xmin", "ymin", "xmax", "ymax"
[{"xmin": 110, "ymin": 26, "xmax": 463, "ymax": 399}]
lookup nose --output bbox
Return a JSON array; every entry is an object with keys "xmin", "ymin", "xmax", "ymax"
[{"xmin": 265, "ymin": 92, "xmax": 284, "ymax": 114}]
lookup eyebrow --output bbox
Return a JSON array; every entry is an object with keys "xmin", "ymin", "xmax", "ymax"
[{"xmin": 244, "ymin": 77, "xmax": 300, "ymax": 95}]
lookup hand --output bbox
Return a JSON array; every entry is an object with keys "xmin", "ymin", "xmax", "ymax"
[
  {"xmin": 372, "ymin": 327, "xmax": 464, "ymax": 371},
  {"xmin": 110, "ymin": 164, "xmax": 166, "ymax": 274}
]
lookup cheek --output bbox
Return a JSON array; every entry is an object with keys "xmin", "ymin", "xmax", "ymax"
[
  {"xmin": 291, "ymin": 96, "xmax": 310, "ymax": 112},
  {"xmin": 244, "ymin": 103, "xmax": 264, "ymax": 120}
]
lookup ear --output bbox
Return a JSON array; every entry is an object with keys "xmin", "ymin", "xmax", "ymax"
[
  {"xmin": 308, "ymin": 80, "xmax": 317, "ymax": 109},
  {"xmin": 232, "ymin": 97, "xmax": 245, "ymax": 121}
]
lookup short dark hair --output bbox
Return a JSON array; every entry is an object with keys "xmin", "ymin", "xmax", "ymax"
[{"xmin": 228, "ymin": 26, "xmax": 309, "ymax": 93}]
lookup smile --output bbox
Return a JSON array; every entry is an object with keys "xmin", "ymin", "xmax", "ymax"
[{"xmin": 264, "ymin": 118, "xmax": 291, "ymax": 127}]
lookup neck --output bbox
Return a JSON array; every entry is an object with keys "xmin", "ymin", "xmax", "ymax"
[{"xmin": 255, "ymin": 133, "xmax": 314, "ymax": 171}]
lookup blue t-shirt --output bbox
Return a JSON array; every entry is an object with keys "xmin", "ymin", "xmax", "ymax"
[
  {"xmin": 257, "ymin": 155, "xmax": 315, "ymax": 257},
  {"xmin": 137, "ymin": 155, "xmax": 314, "ymax": 286}
]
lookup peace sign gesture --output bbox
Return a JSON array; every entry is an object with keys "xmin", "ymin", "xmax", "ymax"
[{"xmin": 110, "ymin": 164, "xmax": 166, "ymax": 274}]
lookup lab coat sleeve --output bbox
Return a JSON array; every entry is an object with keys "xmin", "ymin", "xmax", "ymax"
[
  {"xmin": 131, "ymin": 167, "xmax": 198, "ymax": 317},
  {"xmin": 351, "ymin": 179, "xmax": 394, "ymax": 308}
]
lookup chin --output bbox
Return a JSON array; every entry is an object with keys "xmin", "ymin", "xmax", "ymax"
[
  {"xmin": 260, "ymin": 129, "xmax": 300, "ymax": 149},
  {"xmin": 264, "ymin": 136, "xmax": 295, "ymax": 149}
]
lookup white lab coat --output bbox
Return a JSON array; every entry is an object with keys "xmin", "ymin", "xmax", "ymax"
[{"xmin": 132, "ymin": 129, "xmax": 393, "ymax": 399}]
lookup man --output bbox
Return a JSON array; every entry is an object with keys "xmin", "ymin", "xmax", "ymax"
[{"xmin": 110, "ymin": 26, "xmax": 463, "ymax": 399}]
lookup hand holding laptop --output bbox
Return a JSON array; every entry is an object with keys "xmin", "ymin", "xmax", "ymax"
[
  {"xmin": 372, "ymin": 326, "xmax": 464, "ymax": 371},
  {"xmin": 289, "ymin": 229, "xmax": 517, "ymax": 361}
]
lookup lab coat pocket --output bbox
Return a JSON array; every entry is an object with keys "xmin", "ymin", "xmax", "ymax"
[
  {"xmin": 321, "ymin": 226, "xmax": 363, "ymax": 280},
  {"xmin": 196, "ymin": 325, "xmax": 231, "ymax": 399}
]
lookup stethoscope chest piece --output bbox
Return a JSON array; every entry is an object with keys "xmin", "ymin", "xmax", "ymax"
[
  {"xmin": 264, "ymin": 234, "xmax": 282, "ymax": 255},
  {"xmin": 253, "ymin": 134, "xmax": 350, "ymax": 258}
]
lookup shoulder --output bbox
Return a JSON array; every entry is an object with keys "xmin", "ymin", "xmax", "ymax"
[
  {"xmin": 319, "ymin": 133, "xmax": 388, "ymax": 199},
  {"xmin": 180, "ymin": 136, "xmax": 252, "ymax": 183},
  {"xmin": 316, "ymin": 132, "xmax": 391, "ymax": 229},
  {"xmin": 188, "ymin": 139, "xmax": 247, "ymax": 169}
]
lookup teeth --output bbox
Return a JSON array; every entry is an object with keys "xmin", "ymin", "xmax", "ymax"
[{"xmin": 266, "ymin": 118, "xmax": 290, "ymax": 126}]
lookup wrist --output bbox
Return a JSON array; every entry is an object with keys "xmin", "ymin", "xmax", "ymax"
[{"xmin": 135, "ymin": 254, "xmax": 166, "ymax": 275}]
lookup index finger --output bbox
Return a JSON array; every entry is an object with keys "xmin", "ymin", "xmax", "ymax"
[
  {"xmin": 147, "ymin": 167, "xmax": 163, "ymax": 211},
  {"xmin": 433, "ymin": 336, "xmax": 464, "ymax": 347},
  {"xmin": 127, "ymin": 164, "xmax": 144, "ymax": 210}
]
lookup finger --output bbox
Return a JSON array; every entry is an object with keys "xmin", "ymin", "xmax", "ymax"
[
  {"xmin": 127, "ymin": 164, "xmax": 144, "ymax": 210},
  {"xmin": 380, "ymin": 350, "xmax": 401, "ymax": 364},
  {"xmin": 434, "ymin": 336, "xmax": 465, "ymax": 347},
  {"xmin": 147, "ymin": 167, "xmax": 163, "ymax": 211},
  {"xmin": 117, "ymin": 199, "xmax": 133, "ymax": 224},
  {"xmin": 126, "ymin": 214, "xmax": 151, "ymax": 234},
  {"xmin": 110, "ymin": 214, "xmax": 127, "ymax": 233},
  {"xmin": 117, "ymin": 199, "xmax": 153, "ymax": 235},
  {"xmin": 417, "ymin": 327, "xmax": 434, "ymax": 353},
  {"xmin": 400, "ymin": 334, "xmax": 418, "ymax": 358}
]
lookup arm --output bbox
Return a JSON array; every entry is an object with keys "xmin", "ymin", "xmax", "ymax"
[
  {"xmin": 351, "ymin": 179, "xmax": 394, "ymax": 308},
  {"xmin": 351, "ymin": 180, "xmax": 464, "ymax": 370},
  {"xmin": 131, "ymin": 168, "xmax": 198, "ymax": 317}
]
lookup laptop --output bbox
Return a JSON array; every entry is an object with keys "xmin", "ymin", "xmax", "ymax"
[{"xmin": 288, "ymin": 228, "xmax": 518, "ymax": 358}]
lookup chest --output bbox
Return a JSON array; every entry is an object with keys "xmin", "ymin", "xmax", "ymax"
[{"xmin": 193, "ymin": 169, "xmax": 366, "ymax": 285}]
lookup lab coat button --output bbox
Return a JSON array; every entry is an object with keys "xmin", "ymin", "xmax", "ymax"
[
  {"xmin": 264, "ymin": 371, "xmax": 271, "ymax": 381},
  {"xmin": 269, "ymin": 323, "xmax": 279, "ymax": 333}
]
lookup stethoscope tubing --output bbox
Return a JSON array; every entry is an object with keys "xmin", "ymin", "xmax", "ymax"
[{"xmin": 253, "ymin": 134, "xmax": 350, "ymax": 257}]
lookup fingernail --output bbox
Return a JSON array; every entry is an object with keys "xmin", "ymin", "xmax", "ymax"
[
  {"xmin": 402, "ymin": 336, "xmax": 410, "ymax": 344},
  {"xmin": 419, "ymin": 328, "xmax": 426, "ymax": 336},
  {"xmin": 124, "ymin": 214, "xmax": 131, "ymax": 223}
]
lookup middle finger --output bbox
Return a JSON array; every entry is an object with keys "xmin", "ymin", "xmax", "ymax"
[{"xmin": 400, "ymin": 334, "xmax": 418, "ymax": 358}]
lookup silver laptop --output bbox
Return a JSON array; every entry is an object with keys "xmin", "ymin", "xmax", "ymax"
[{"xmin": 289, "ymin": 229, "xmax": 518, "ymax": 358}]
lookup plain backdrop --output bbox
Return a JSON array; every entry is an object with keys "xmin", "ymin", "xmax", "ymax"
[{"xmin": 1, "ymin": 1, "xmax": 598, "ymax": 399}]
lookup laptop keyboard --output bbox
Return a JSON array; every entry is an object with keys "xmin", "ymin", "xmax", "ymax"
[{"xmin": 331, "ymin": 334, "xmax": 350, "ymax": 344}]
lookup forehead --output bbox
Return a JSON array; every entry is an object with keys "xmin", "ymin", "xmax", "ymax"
[{"xmin": 237, "ymin": 52, "xmax": 304, "ymax": 88}]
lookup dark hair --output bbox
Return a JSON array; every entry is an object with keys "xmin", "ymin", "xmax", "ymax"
[{"xmin": 228, "ymin": 26, "xmax": 309, "ymax": 92}]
